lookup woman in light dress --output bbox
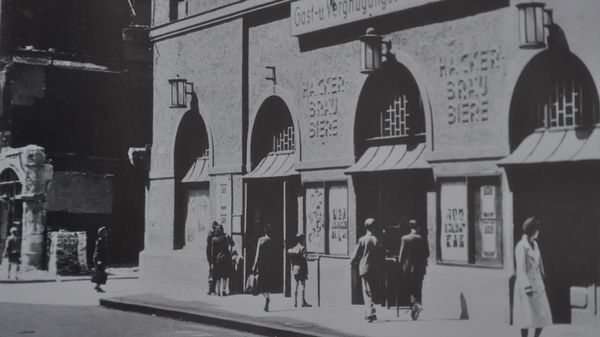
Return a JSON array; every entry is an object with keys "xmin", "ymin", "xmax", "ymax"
[{"xmin": 514, "ymin": 217, "xmax": 552, "ymax": 337}]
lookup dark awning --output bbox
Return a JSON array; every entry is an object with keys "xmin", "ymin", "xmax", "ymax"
[
  {"xmin": 181, "ymin": 157, "xmax": 210, "ymax": 183},
  {"xmin": 498, "ymin": 125, "xmax": 600, "ymax": 166},
  {"xmin": 244, "ymin": 152, "xmax": 298, "ymax": 179},
  {"xmin": 345, "ymin": 143, "xmax": 430, "ymax": 174}
]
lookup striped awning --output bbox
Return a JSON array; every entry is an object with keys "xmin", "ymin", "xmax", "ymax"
[
  {"xmin": 345, "ymin": 143, "xmax": 430, "ymax": 174},
  {"xmin": 181, "ymin": 157, "xmax": 210, "ymax": 183},
  {"xmin": 244, "ymin": 152, "xmax": 298, "ymax": 179},
  {"xmin": 498, "ymin": 125, "xmax": 600, "ymax": 166}
]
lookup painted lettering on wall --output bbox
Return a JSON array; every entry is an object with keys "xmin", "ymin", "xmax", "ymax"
[
  {"xmin": 439, "ymin": 48, "xmax": 502, "ymax": 125},
  {"xmin": 302, "ymin": 75, "xmax": 346, "ymax": 142}
]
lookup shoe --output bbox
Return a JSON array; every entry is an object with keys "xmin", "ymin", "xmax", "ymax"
[
  {"xmin": 301, "ymin": 302, "xmax": 312, "ymax": 307},
  {"xmin": 95, "ymin": 286, "xmax": 105, "ymax": 293},
  {"xmin": 222, "ymin": 292, "xmax": 228, "ymax": 297},
  {"xmin": 264, "ymin": 298, "xmax": 270, "ymax": 312},
  {"xmin": 411, "ymin": 304, "xmax": 422, "ymax": 321},
  {"xmin": 367, "ymin": 314, "xmax": 377, "ymax": 323}
]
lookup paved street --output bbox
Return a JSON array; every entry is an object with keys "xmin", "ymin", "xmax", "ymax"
[{"xmin": 0, "ymin": 279, "xmax": 263, "ymax": 337}]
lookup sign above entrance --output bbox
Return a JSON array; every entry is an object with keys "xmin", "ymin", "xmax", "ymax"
[{"xmin": 291, "ymin": 0, "xmax": 446, "ymax": 36}]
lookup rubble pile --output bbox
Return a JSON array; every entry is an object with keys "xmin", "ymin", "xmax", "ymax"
[{"xmin": 47, "ymin": 230, "xmax": 88, "ymax": 276}]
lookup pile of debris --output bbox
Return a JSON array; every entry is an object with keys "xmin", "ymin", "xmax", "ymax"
[{"xmin": 47, "ymin": 230, "xmax": 89, "ymax": 276}]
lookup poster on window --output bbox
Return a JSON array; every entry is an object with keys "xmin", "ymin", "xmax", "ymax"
[
  {"xmin": 480, "ymin": 220, "xmax": 497, "ymax": 258},
  {"xmin": 215, "ymin": 175, "xmax": 232, "ymax": 234},
  {"xmin": 306, "ymin": 186, "xmax": 325, "ymax": 253},
  {"xmin": 481, "ymin": 185, "xmax": 496, "ymax": 219},
  {"xmin": 328, "ymin": 184, "xmax": 348, "ymax": 255},
  {"xmin": 184, "ymin": 188, "xmax": 210, "ymax": 250},
  {"xmin": 440, "ymin": 181, "xmax": 469, "ymax": 262}
]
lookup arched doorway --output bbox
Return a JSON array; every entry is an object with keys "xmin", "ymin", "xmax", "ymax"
[
  {"xmin": 347, "ymin": 62, "xmax": 433, "ymax": 305},
  {"xmin": 245, "ymin": 96, "xmax": 299, "ymax": 295},
  {"xmin": 349, "ymin": 62, "xmax": 431, "ymax": 252},
  {"xmin": 501, "ymin": 51, "xmax": 600, "ymax": 323},
  {"xmin": 173, "ymin": 109, "xmax": 211, "ymax": 250},
  {"xmin": 0, "ymin": 169, "xmax": 23, "ymax": 260}
]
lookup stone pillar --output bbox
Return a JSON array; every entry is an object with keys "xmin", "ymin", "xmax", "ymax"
[{"xmin": 19, "ymin": 145, "xmax": 53, "ymax": 270}]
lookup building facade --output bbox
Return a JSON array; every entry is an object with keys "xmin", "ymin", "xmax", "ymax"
[
  {"xmin": 143, "ymin": 0, "xmax": 600, "ymax": 325},
  {"xmin": 0, "ymin": 0, "xmax": 153, "ymax": 270}
]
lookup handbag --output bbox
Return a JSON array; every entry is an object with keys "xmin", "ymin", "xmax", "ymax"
[{"xmin": 245, "ymin": 273, "xmax": 259, "ymax": 295}]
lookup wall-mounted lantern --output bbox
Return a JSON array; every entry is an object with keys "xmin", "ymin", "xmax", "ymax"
[
  {"xmin": 359, "ymin": 27, "xmax": 392, "ymax": 74},
  {"xmin": 517, "ymin": 1, "xmax": 553, "ymax": 49},
  {"xmin": 169, "ymin": 78, "xmax": 193, "ymax": 108}
]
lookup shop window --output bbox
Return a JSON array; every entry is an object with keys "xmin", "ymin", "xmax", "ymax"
[
  {"xmin": 438, "ymin": 176, "xmax": 503, "ymax": 267},
  {"xmin": 305, "ymin": 182, "xmax": 349, "ymax": 255},
  {"xmin": 0, "ymin": 170, "xmax": 22, "ymax": 198}
]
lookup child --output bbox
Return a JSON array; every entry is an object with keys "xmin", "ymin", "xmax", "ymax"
[
  {"xmin": 3, "ymin": 227, "xmax": 21, "ymax": 280},
  {"xmin": 288, "ymin": 233, "xmax": 311, "ymax": 308}
]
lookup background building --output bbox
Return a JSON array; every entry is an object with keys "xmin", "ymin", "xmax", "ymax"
[
  {"xmin": 143, "ymin": 0, "xmax": 600, "ymax": 326},
  {"xmin": 0, "ymin": 0, "xmax": 152, "ymax": 270}
]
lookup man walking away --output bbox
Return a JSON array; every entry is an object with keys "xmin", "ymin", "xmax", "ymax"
[
  {"xmin": 3, "ymin": 227, "xmax": 21, "ymax": 280},
  {"xmin": 398, "ymin": 219, "xmax": 429, "ymax": 320},
  {"xmin": 351, "ymin": 218, "xmax": 384, "ymax": 322}
]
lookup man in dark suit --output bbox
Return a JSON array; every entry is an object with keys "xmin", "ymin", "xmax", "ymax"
[
  {"xmin": 398, "ymin": 219, "xmax": 429, "ymax": 320},
  {"xmin": 351, "ymin": 218, "xmax": 384, "ymax": 322}
]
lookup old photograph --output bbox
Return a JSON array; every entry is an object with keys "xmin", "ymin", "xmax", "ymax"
[{"xmin": 1, "ymin": 1, "xmax": 599, "ymax": 336}]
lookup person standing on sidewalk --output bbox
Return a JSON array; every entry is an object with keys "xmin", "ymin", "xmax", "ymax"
[
  {"xmin": 288, "ymin": 233, "xmax": 311, "ymax": 308},
  {"xmin": 206, "ymin": 221, "xmax": 218, "ymax": 295},
  {"xmin": 92, "ymin": 226, "xmax": 109, "ymax": 293},
  {"xmin": 351, "ymin": 218, "xmax": 384, "ymax": 322},
  {"xmin": 398, "ymin": 219, "xmax": 429, "ymax": 320},
  {"xmin": 253, "ymin": 223, "xmax": 277, "ymax": 312},
  {"xmin": 209, "ymin": 224, "xmax": 232, "ymax": 296},
  {"xmin": 3, "ymin": 227, "xmax": 21, "ymax": 280},
  {"xmin": 514, "ymin": 217, "xmax": 552, "ymax": 337}
]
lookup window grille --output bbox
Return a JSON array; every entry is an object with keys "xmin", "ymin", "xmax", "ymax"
[
  {"xmin": 531, "ymin": 75, "xmax": 599, "ymax": 128},
  {"xmin": 380, "ymin": 94, "xmax": 409, "ymax": 137},
  {"xmin": 272, "ymin": 126, "xmax": 295, "ymax": 153}
]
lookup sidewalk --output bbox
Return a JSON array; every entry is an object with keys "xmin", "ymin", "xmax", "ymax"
[
  {"xmin": 100, "ymin": 291, "xmax": 600, "ymax": 337},
  {"xmin": 0, "ymin": 267, "xmax": 139, "ymax": 284}
]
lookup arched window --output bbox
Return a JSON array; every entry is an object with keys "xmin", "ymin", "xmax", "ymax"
[
  {"xmin": 0, "ymin": 169, "xmax": 22, "ymax": 198},
  {"xmin": 510, "ymin": 52, "xmax": 600, "ymax": 150},
  {"xmin": 354, "ymin": 63, "xmax": 425, "ymax": 158},
  {"xmin": 249, "ymin": 96, "xmax": 295, "ymax": 169}
]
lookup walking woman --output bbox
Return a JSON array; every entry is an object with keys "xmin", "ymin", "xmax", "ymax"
[
  {"xmin": 514, "ymin": 217, "xmax": 552, "ymax": 337},
  {"xmin": 92, "ymin": 226, "xmax": 109, "ymax": 293},
  {"xmin": 209, "ymin": 224, "xmax": 232, "ymax": 296},
  {"xmin": 253, "ymin": 224, "xmax": 277, "ymax": 312}
]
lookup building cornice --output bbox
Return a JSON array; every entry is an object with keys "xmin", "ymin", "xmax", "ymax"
[{"xmin": 150, "ymin": 0, "xmax": 289, "ymax": 42}]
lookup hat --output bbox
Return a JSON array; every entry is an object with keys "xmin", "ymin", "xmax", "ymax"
[
  {"xmin": 408, "ymin": 219, "xmax": 418, "ymax": 229},
  {"xmin": 9, "ymin": 227, "xmax": 18, "ymax": 235},
  {"xmin": 522, "ymin": 217, "xmax": 540, "ymax": 236},
  {"xmin": 296, "ymin": 233, "xmax": 305, "ymax": 240},
  {"xmin": 364, "ymin": 218, "xmax": 376, "ymax": 230},
  {"xmin": 98, "ymin": 226, "xmax": 108, "ymax": 235}
]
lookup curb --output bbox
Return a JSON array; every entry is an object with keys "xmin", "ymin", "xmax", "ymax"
[
  {"xmin": 0, "ymin": 275, "xmax": 139, "ymax": 284},
  {"xmin": 99, "ymin": 298, "xmax": 339, "ymax": 337}
]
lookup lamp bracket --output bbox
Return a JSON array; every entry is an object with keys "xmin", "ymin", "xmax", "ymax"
[{"xmin": 265, "ymin": 66, "xmax": 277, "ymax": 85}]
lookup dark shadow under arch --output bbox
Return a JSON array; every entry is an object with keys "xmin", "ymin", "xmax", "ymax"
[
  {"xmin": 173, "ymin": 108, "xmax": 209, "ymax": 249},
  {"xmin": 354, "ymin": 61, "xmax": 425, "ymax": 158},
  {"xmin": 250, "ymin": 96, "xmax": 294, "ymax": 168},
  {"xmin": 509, "ymin": 50, "xmax": 599, "ymax": 150}
]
